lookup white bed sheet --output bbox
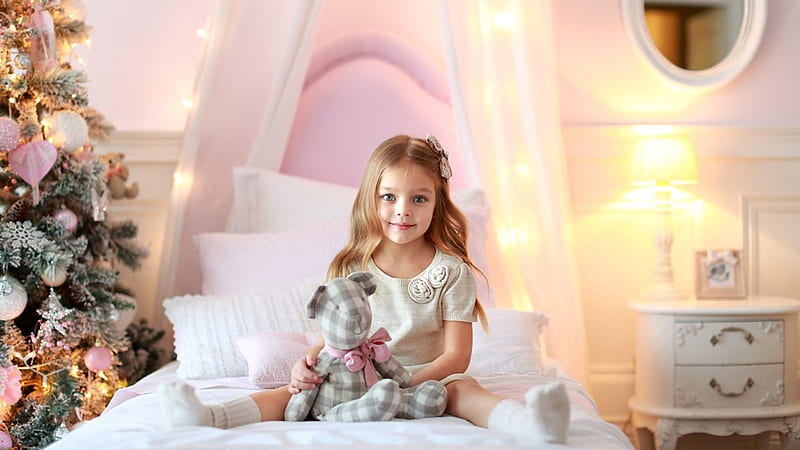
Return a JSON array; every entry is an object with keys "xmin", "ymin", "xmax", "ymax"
[{"xmin": 48, "ymin": 362, "xmax": 633, "ymax": 449}]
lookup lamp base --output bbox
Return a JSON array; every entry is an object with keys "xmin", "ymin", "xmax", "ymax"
[{"xmin": 642, "ymin": 282, "xmax": 689, "ymax": 301}]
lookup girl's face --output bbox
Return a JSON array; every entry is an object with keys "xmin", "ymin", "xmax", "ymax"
[{"xmin": 376, "ymin": 162, "xmax": 436, "ymax": 247}]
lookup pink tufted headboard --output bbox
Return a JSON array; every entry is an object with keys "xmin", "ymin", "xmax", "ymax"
[{"xmin": 279, "ymin": 30, "xmax": 466, "ymax": 188}]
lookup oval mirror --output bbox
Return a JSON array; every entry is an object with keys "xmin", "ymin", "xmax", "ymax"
[{"xmin": 621, "ymin": 0, "xmax": 767, "ymax": 89}]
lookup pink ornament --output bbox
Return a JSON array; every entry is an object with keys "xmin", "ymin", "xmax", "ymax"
[
  {"xmin": 0, "ymin": 366, "xmax": 22, "ymax": 408},
  {"xmin": 54, "ymin": 208, "xmax": 78, "ymax": 232},
  {"xmin": 29, "ymin": 6, "xmax": 57, "ymax": 73},
  {"xmin": 8, "ymin": 140, "xmax": 57, "ymax": 204},
  {"xmin": 0, "ymin": 431, "xmax": 11, "ymax": 450},
  {"xmin": 0, "ymin": 117, "xmax": 21, "ymax": 152},
  {"xmin": 84, "ymin": 346, "xmax": 112, "ymax": 372}
]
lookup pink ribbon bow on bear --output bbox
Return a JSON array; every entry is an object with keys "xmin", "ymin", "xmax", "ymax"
[{"xmin": 324, "ymin": 327, "xmax": 392, "ymax": 387}]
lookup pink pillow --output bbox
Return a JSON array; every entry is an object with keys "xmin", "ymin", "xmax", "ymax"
[{"xmin": 235, "ymin": 331, "xmax": 318, "ymax": 388}]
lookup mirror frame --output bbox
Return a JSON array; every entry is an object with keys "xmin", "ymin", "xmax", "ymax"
[{"xmin": 621, "ymin": 0, "xmax": 767, "ymax": 89}]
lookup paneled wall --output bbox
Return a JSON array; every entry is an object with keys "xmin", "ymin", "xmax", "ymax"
[
  {"xmin": 566, "ymin": 125, "xmax": 800, "ymax": 428},
  {"xmin": 93, "ymin": 132, "xmax": 181, "ymax": 336}
]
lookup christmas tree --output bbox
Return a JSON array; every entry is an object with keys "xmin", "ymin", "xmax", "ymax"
[{"xmin": 0, "ymin": 1, "xmax": 149, "ymax": 447}]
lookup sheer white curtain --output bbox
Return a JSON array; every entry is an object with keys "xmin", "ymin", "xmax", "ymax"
[
  {"xmin": 439, "ymin": 0, "xmax": 587, "ymax": 383},
  {"xmin": 162, "ymin": 0, "xmax": 321, "ymax": 299}
]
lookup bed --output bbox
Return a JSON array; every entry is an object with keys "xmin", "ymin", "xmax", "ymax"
[
  {"xmin": 47, "ymin": 167, "xmax": 632, "ymax": 449},
  {"xmin": 48, "ymin": 30, "xmax": 632, "ymax": 449}
]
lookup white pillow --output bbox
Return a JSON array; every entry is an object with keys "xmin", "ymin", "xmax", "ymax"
[
  {"xmin": 195, "ymin": 221, "xmax": 348, "ymax": 295},
  {"xmin": 163, "ymin": 281, "xmax": 319, "ymax": 379},
  {"xmin": 467, "ymin": 308, "xmax": 548, "ymax": 377},
  {"xmin": 230, "ymin": 167, "xmax": 356, "ymax": 233}
]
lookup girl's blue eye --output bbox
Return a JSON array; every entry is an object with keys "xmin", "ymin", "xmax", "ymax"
[
  {"xmin": 381, "ymin": 193, "xmax": 395, "ymax": 201},
  {"xmin": 413, "ymin": 196, "xmax": 427, "ymax": 204}
]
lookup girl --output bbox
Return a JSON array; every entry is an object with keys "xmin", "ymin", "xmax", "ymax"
[{"xmin": 159, "ymin": 135, "xmax": 570, "ymax": 444}]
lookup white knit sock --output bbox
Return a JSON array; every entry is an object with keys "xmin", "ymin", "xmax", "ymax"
[
  {"xmin": 487, "ymin": 382, "xmax": 570, "ymax": 444},
  {"xmin": 158, "ymin": 380, "xmax": 262, "ymax": 429}
]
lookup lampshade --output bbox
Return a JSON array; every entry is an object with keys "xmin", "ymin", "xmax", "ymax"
[{"xmin": 631, "ymin": 135, "xmax": 698, "ymax": 186}]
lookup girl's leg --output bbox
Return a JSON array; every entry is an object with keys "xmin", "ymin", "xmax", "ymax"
[
  {"xmin": 444, "ymin": 378, "xmax": 503, "ymax": 427},
  {"xmin": 445, "ymin": 378, "xmax": 570, "ymax": 444},
  {"xmin": 159, "ymin": 381, "xmax": 291, "ymax": 428},
  {"xmin": 250, "ymin": 386, "xmax": 292, "ymax": 421}
]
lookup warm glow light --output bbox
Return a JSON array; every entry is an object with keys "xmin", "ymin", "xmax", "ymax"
[
  {"xmin": 632, "ymin": 125, "xmax": 678, "ymax": 137},
  {"xmin": 182, "ymin": 98, "xmax": 193, "ymax": 108},
  {"xmin": 173, "ymin": 171, "xmax": 193, "ymax": 188},
  {"xmin": 196, "ymin": 29, "xmax": 208, "ymax": 38},
  {"xmin": 631, "ymin": 135, "xmax": 698, "ymax": 186},
  {"xmin": 493, "ymin": 10, "xmax": 518, "ymax": 29},
  {"xmin": 497, "ymin": 225, "xmax": 529, "ymax": 247},
  {"xmin": 615, "ymin": 186, "xmax": 694, "ymax": 210}
]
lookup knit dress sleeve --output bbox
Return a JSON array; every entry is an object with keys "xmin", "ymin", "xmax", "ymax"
[{"xmin": 441, "ymin": 263, "xmax": 477, "ymax": 322}]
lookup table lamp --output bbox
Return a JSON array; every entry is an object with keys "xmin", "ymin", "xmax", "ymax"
[{"xmin": 631, "ymin": 135, "xmax": 698, "ymax": 300}]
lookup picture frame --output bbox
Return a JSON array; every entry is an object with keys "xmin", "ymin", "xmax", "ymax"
[{"xmin": 695, "ymin": 249, "xmax": 746, "ymax": 299}]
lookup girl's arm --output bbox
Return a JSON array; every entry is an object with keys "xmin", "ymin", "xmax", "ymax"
[
  {"xmin": 410, "ymin": 320, "xmax": 472, "ymax": 385},
  {"xmin": 289, "ymin": 335, "xmax": 325, "ymax": 394}
]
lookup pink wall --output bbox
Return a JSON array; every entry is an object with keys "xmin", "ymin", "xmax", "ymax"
[
  {"xmin": 80, "ymin": 0, "xmax": 212, "ymax": 131},
  {"xmin": 553, "ymin": 0, "xmax": 800, "ymax": 127}
]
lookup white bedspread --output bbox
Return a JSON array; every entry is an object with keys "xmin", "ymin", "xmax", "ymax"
[{"xmin": 47, "ymin": 362, "xmax": 633, "ymax": 449}]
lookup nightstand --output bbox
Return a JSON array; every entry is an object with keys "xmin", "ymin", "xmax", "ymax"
[{"xmin": 628, "ymin": 297, "xmax": 800, "ymax": 450}]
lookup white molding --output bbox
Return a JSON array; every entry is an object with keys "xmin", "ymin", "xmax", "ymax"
[
  {"xmin": 741, "ymin": 195, "xmax": 800, "ymax": 296},
  {"xmin": 107, "ymin": 201, "xmax": 171, "ymax": 215},
  {"xmin": 563, "ymin": 125, "xmax": 800, "ymax": 159},
  {"xmin": 93, "ymin": 131, "xmax": 183, "ymax": 163}
]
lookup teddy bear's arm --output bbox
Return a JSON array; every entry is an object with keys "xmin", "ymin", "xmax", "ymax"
[
  {"xmin": 284, "ymin": 361, "xmax": 330, "ymax": 421},
  {"xmin": 374, "ymin": 356, "xmax": 413, "ymax": 388}
]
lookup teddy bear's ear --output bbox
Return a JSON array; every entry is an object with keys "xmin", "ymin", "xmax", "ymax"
[
  {"xmin": 306, "ymin": 285, "xmax": 326, "ymax": 319},
  {"xmin": 347, "ymin": 271, "xmax": 376, "ymax": 296}
]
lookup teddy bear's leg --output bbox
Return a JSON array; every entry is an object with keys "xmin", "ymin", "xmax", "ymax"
[
  {"xmin": 396, "ymin": 380, "xmax": 448, "ymax": 419},
  {"xmin": 321, "ymin": 378, "xmax": 402, "ymax": 422}
]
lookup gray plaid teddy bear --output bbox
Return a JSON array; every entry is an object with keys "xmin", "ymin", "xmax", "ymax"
[{"xmin": 284, "ymin": 271, "xmax": 448, "ymax": 422}]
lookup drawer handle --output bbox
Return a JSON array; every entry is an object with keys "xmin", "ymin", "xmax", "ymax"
[
  {"xmin": 709, "ymin": 377, "xmax": 754, "ymax": 397},
  {"xmin": 709, "ymin": 327, "xmax": 754, "ymax": 346}
]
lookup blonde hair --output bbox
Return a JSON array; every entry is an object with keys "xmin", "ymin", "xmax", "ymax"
[{"xmin": 327, "ymin": 134, "xmax": 488, "ymax": 329}]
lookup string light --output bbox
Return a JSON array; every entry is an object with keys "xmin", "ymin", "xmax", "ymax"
[
  {"xmin": 196, "ymin": 29, "xmax": 207, "ymax": 39},
  {"xmin": 493, "ymin": 10, "xmax": 518, "ymax": 29}
]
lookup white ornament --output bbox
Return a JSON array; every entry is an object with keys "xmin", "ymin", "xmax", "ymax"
[
  {"xmin": 45, "ymin": 111, "xmax": 88, "ymax": 153},
  {"xmin": 41, "ymin": 264, "xmax": 68, "ymax": 287},
  {"xmin": 0, "ymin": 275, "xmax": 28, "ymax": 320}
]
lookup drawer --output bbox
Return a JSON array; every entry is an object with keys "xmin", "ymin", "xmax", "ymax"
[
  {"xmin": 674, "ymin": 320, "xmax": 783, "ymax": 365},
  {"xmin": 674, "ymin": 364, "xmax": 784, "ymax": 408}
]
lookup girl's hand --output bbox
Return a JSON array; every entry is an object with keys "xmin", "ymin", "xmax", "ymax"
[{"xmin": 288, "ymin": 354, "xmax": 322, "ymax": 394}]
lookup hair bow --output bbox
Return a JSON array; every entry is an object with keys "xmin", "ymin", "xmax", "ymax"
[{"xmin": 425, "ymin": 134, "xmax": 452, "ymax": 180}]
